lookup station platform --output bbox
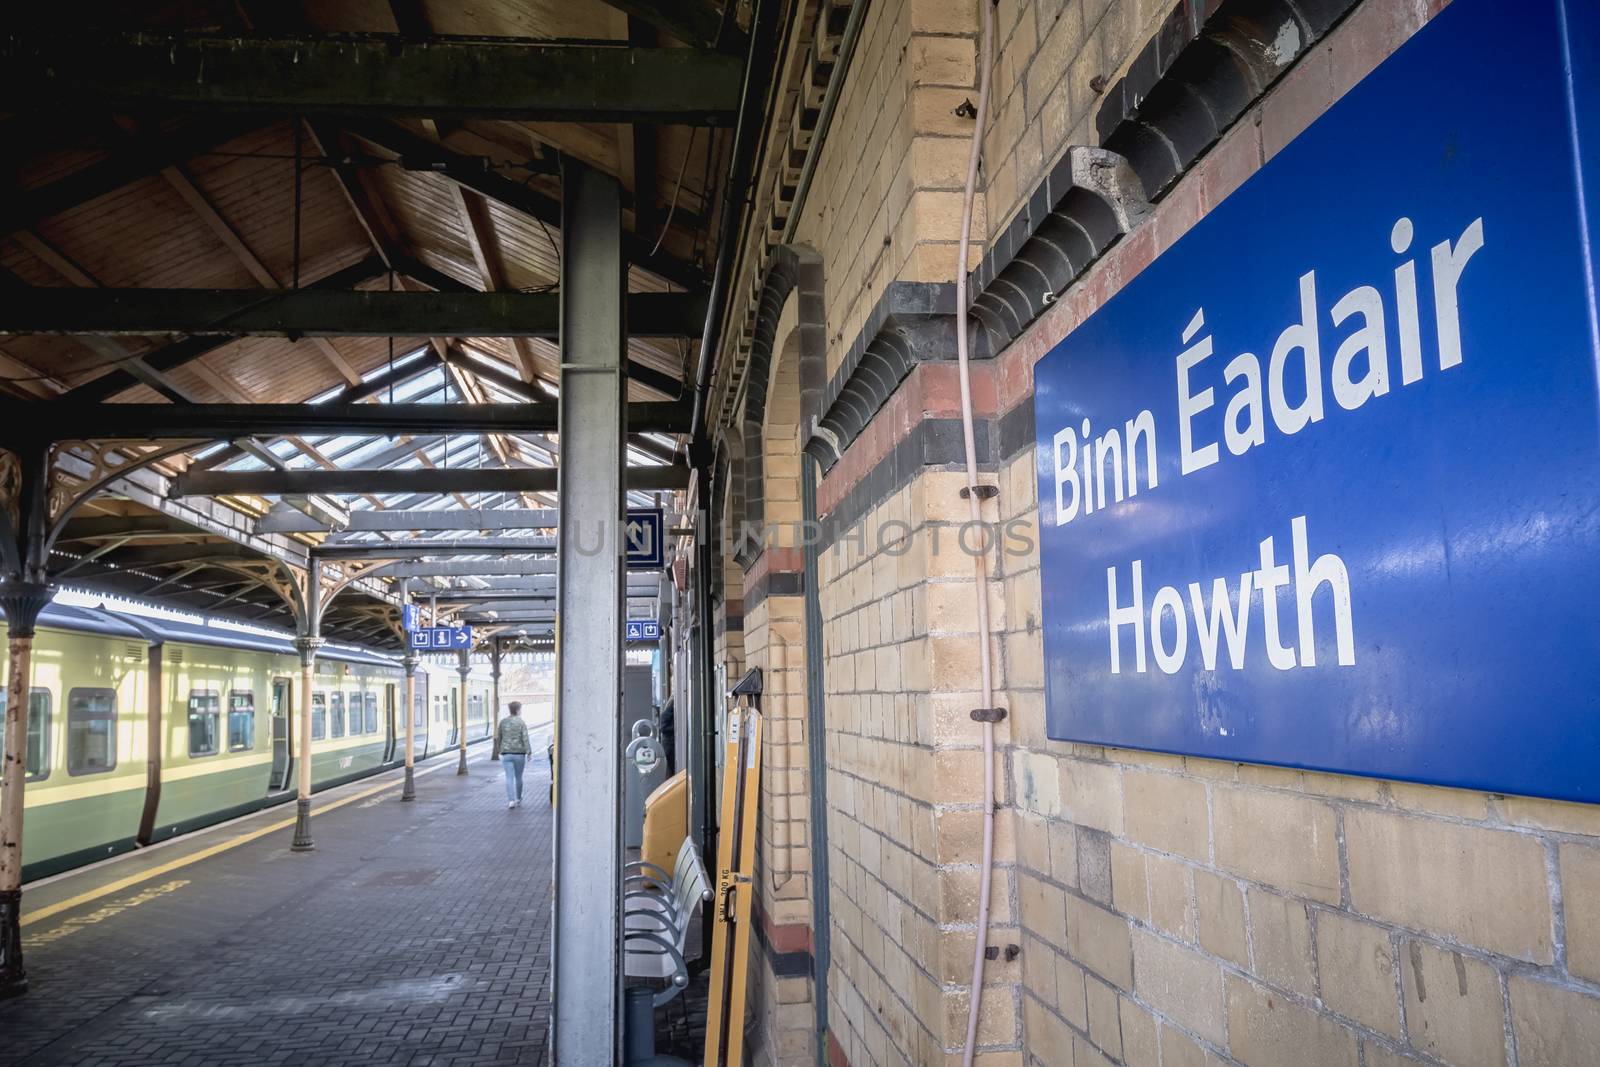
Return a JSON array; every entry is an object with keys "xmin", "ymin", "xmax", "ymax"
[{"xmin": 0, "ymin": 731, "xmax": 553, "ymax": 1067}]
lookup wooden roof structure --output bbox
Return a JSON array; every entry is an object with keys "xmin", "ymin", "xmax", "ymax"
[{"xmin": 0, "ymin": 0, "xmax": 747, "ymax": 644}]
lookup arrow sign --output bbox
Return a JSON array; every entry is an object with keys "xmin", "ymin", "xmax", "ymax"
[
  {"xmin": 625, "ymin": 507, "xmax": 664, "ymax": 570},
  {"xmin": 409, "ymin": 625, "xmax": 472, "ymax": 649}
]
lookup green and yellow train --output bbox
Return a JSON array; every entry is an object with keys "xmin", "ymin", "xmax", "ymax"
[{"xmin": 1, "ymin": 603, "xmax": 494, "ymax": 882}]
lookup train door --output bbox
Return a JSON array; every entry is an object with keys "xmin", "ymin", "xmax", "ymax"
[
  {"xmin": 383, "ymin": 683, "xmax": 397, "ymax": 762},
  {"xmin": 269, "ymin": 677, "xmax": 292, "ymax": 791}
]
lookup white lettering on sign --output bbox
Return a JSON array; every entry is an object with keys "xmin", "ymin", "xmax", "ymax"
[
  {"xmin": 1107, "ymin": 516, "xmax": 1354, "ymax": 674},
  {"xmin": 1043, "ymin": 213, "xmax": 1486, "ymax": 676}
]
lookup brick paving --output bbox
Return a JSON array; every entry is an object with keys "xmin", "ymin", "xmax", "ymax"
[{"xmin": 0, "ymin": 732, "xmax": 553, "ymax": 1066}]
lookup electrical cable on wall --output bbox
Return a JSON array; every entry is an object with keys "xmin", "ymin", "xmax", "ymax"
[{"xmin": 957, "ymin": 4, "xmax": 998, "ymax": 1065}]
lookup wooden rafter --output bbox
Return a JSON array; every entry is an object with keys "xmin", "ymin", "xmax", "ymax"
[{"xmin": 160, "ymin": 163, "xmax": 362, "ymax": 385}]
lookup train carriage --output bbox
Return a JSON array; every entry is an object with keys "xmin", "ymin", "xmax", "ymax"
[{"xmin": 2, "ymin": 603, "xmax": 495, "ymax": 883}]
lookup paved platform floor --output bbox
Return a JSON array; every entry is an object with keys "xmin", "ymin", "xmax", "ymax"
[{"xmin": 1, "ymin": 732, "xmax": 553, "ymax": 1066}]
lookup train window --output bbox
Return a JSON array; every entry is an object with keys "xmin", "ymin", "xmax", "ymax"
[
  {"xmin": 67, "ymin": 688, "xmax": 117, "ymax": 775},
  {"xmin": 330, "ymin": 692, "xmax": 345, "ymax": 738},
  {"xmin": 10, "ymin": 687, "xmax": 51, "ymax": 780},
  {"xmin": 363, "ymin": 691, "xmax": 378, "ymax": 734},
  {"xmin": 188, "ymin": 690, "xmax": 221, "ymax": 757},
  {"xmin": 413, "ymin": 689, "xmax": 425, "ymax": 729},
  {"xmin": 312, "ymin": 692, "xmax": 327, "ymax": 740},
  {"xmin": 228, "ymin": 691, "xmax": 255, "ymax": 751}
]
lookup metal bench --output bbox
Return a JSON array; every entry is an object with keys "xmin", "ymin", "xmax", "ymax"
[{"xmin": 623, "ymin": 837, "xmax": 711, "ymax": 1005}]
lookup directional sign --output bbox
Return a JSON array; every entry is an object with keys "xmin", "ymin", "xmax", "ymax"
[
  {"xmin": 625, "ymin": 619, "xmax": 662, "ymax": 642},
  {"xmin": 401, "ymin": 603, "xmax": 420, "ymax": 631},
  {"xmin": 625, "ymin": 507, "xmax": 665, "ymax": 570},
  {"xmin": 408, "ymin": 625, "xmax": 472, "ymax": 650}
]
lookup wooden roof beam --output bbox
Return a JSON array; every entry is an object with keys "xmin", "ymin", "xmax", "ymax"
[
  {"xmin": 597, "ymin": 0, "xmax": 734, "ymax": 50},
  {"xmin": 57, "ymin": 256, "xmax": 387, "ymax": 403},
  {"xmin": 5, "ymin": 287, "xmax": 707, "ymax": 338},
  {"xmin": 341, "ymin": 119, "xmax": 709, "ymax": 292},
  {"xmin": 170, "ymin": 464, "xmax": 691, "ymax": 498},
  {"xmin": 161, "ymin": 163, "xmax": 362, "ymax": 385},
  {"xmin": 5, "ymin": 33, "xmax": 743, "ymax": 124},
  {"xmin": 0, "ymin": 400, "xmax": 695, "ymax": 441}
]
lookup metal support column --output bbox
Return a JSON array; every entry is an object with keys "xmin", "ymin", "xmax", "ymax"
[
  {"xmin": 402, "ymin": 650, "xmax": 419, "ymax": 801},
  {"xmin": 291, "ymin": 633, "xmax": 323, "ymax": 850},
  {"xmin": 490, "ymin": 638, "xmax": 502, "ymax": 761},
  {"xmin": 456, "ymin": 648, "xmax": 470, "ymax": 775},
  {"xmin": 1, "ymin": 444, "xmax": 55, "ymax": 998},
  {"xmin": 552, "ymin": 159, "xmax": 625, "ymax": 1066}
]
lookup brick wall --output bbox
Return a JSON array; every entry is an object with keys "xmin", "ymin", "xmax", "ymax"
[
  {"xmin": 743, "ymin": 331, "xmax": 823, "ymax": 1067},
  {"xmin": 792, "ymin": 0, "xmax": 986, "ymax": 380},
  {"xmin": 735, "ymin": 0, "xmax": 1600, "ymax": 1065},
  {"xmin": 980, "ymin": 0, "xmax": 1163, "ymax": 245},
  {"xmin": 982, "ymin": 2, "xmax": 1600, "ymax": 1066}
]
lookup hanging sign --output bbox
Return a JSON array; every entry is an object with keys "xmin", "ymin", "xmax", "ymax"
[
  {"xmin": 408, "ymin": 626, "xmax": 473, "ymax": 650},
  {"xmin": 1031, "ymin": 0, "xmax": 1600, "ymax": 802},
  {"xmin": 401, "ymin": 603, "xmax": 420, "ymax": 631},
  {"xmin": 624, "ymin": 619, "xmax": 662, "ymax": 642},
  {"xmin": 625, "ymin": 507, "xmax": 665, "ymax": 570}
]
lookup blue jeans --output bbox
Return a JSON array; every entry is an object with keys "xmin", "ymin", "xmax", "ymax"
[{"xmin": 502, "ymin": 753, "xmax": 527, "ymax": 802}]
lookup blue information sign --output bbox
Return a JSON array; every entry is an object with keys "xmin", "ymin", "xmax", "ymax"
[
  {"xmin": 1032, "ymin": 0, "xmax": 1600, "ymax": 802},
  {"xmin": 401, "ymin": 603, "xmax": 419, "ymax": 632},
  {"xmin": 408, "ymin": 625, "xmax": 473, "ymax": 650},
  {"xmin": 625, "ymin": 619, "xmax": 662, "ymax": 642},
  {"xmin": 625, "ymin": 508, "xmax": 665, "ymax": 570}
]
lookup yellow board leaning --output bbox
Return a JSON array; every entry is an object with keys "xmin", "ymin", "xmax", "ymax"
[{"xmin": 704, "ymin": 705, "xmax": 762, "ymax": 1067}]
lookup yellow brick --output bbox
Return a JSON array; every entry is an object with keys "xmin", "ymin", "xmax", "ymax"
[
  {"xmin": 1315, "ymin": 911, "xmax": 1400, "ymax": 1038},
  {"xmin": 1111, "ymin": 843, "xmax": 1149, "ymax": 923},
  {"xmin": 1401, "ymin": 939, "xmax": 1507, "ymax": 1067},
  {"xmin": 1194, "ymin": 869, "xmax": 1249, "ymax": 969},
  {"xmin": 1056, "ymin": 953, "xmax": 1088, "ymax": 1029},
  {"xmin": 1385, "ymin": 779, "xmax": 1491, "ymax": 821},
  {"xmin": 1213, "ymin": 787, "xmax": 1340, "ymax": 903},
  {"xmin": 1509, "ymin": 975, "xmax": 1600, "ymax": 1067},
  {"xmin": 1156, "ymin": 1024, "xmax": 1217, "ymax": 1067},
  {"xmin": 1122, "ymin": 769, "xmax": 1209, "ymax": 860},
  {"xmin": 1059, "ymin": 758, "xmax": 1124, "ymax": 834},
  {"xmin": 1247, "ymin": 888, "xmax": 1316, "ymax": 996},
  {"xmin": 1014, "ymin": 749, "xmax": 1062, "ymax": 818},
  {"xmin": 1561, "ymin": 844, "xmax": 1600, "ymax": 985},
  {"xmin": 1499, "ymin": 794, "xmax": 1600, "ymax": 837},
  {"xmin": 1022, "ymin": 994, "xmax": 1075, "ymax": 1065},
  {"xmin": 1085, "ymin": 978, "xmax": 1121, "ymax": 1060},
  {"xmin": 1345, "ymin": 809, "xmax": 1553, "ymax": 963},
  {"xmin": 1145, "ymin": 853, "xmax": 1195, "ymax": 943},
  {"xmin": 909, "ymin": 35, "xmax": 975, "ymax": 88},
  {"xmin": 1119, "ymin": 997, "xmax": 1159, "ymax": 1067},
  {"xmin": 1048, "ymin": 820, "xmax": 1077, "ymax": 888},
  {"xmin": 1131, "ymin": 929, "xmax": 1223, "ymax": 1044},
  {"xmin": 1019, "ymin": 871, "xmax": 1067, "ymax": 950},
  {"xmin": 1067, "ymin": 895, "xmax": 1133, "ymax": 990},
  {"xmin": 1224, "ymin": 974, "xmax": 1358, "ymax": 1067}
]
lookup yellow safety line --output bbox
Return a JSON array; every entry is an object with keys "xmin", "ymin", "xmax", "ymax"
[{"xmin": 21, "ymin": 755, "xmax": 471, "ymax": 928}]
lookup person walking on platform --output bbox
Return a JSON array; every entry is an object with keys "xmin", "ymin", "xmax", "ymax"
[{"xmin": 497, "ymin": 701, "xmax": 531, "ymax": 809}]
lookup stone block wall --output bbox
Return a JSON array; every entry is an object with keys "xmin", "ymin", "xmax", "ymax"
[
  {"xmin": 730, "ymin": 0, "xmax": 1600, "ymax": 1064},
  {"xmin": 980, "ymin": 2, "xmax": 1600, "ymax": 1065}
]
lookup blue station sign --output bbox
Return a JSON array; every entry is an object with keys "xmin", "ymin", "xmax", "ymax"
[
  {"xmin": 409, "ymin": 625, "xmax": 473, "ymax": 651},
  {"xmin": 625, "ymin": 619, "xmax": 662, "ymax": 642},
  {"xmin": 625, "ymin": 507, "xmax": 665, "ymax": 570},
  {"xmin": 1032, "ymin": 0, "xmax": 1600, "ymax": 802}
]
